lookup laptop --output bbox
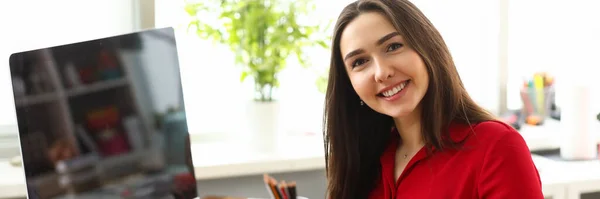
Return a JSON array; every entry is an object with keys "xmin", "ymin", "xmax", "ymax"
[{"xmin": 8, "ymin": 27, "xmax": 198, "ymax": 199}]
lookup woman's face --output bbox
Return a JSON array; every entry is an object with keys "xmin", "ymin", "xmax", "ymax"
[{"xmin": 339, "ymin": 12, "xmax": 429, "ymax": 119}]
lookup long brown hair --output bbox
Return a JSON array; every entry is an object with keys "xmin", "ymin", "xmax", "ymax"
[{"xmin": 323, "ymin": 0, "xmax": 496, "ymax": 198}]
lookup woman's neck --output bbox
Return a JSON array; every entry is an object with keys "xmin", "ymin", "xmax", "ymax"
[{"xmin": 393, "ymin": 106, "xmax": 424, "ymax": 149}]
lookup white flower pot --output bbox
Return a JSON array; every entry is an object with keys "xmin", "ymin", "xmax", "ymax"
[{"xmin": 245, "ymin": 101, "xmax": 281, "ymax": 152}]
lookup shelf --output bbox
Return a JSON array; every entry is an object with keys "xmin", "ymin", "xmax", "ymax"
[
  {"xmin": 15, "ymin": 92, "xmax": 60, "ymax": 107},
  {"xmin": 66, "ymin": 78, "xmax": 128, "ymax": 97}
]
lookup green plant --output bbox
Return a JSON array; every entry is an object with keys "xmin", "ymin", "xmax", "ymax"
[{"xmin": 185, "ymin": 0, "xmax": 330, "ymax": 102}]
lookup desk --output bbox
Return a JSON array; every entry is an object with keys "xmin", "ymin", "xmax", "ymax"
[
  {"xmin": 552, "ymin": 159, "xmax": 600, "ymax": 199},
  {"xmin": 3, "ymin": 127, "xmax": 600, "ymax": 199},
  {"xmin": 190, "ymin": 136, "xmax": 325, "ymax": 180},
  {"xmin": 201, "ymin": 197, "xmax": 307, "ymax": 199},
  {"xmin": 50, "ymin": 170, "xmax": 182, "ymax": 199},
  {"xmin": 0, "ymin": 160, "xmax": 27, "ymax": 198},
  {"xmin": 0, "ymin": 154, "xmax": 581, "ymax": 199},
  {"xmin": 518, "ymin": 119, "xmax": 600, "ymax": 151}
]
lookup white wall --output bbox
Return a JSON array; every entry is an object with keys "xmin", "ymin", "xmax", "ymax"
[
  {"xmin": 506, "ymin": 0, "xmax": 600, "ymax": 110},
  {"xmin": 412, "ymin": 0, "xmax": 501, "ymax": 114}
]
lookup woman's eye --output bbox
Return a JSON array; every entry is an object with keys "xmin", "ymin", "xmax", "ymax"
[
  {"xmin": 387, "ymin": 43, "xmax": 403, "ymax": 52},
  {"xmin": 352, "ymin": 59, "xmax": 367, "ymax": 68}
]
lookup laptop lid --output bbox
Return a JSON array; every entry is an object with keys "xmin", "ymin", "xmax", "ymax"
[{"xmin": 9, "ymin": 27, "xmax": 197, "ymax": 199}]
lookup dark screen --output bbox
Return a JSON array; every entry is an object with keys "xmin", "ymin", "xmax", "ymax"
[{"xmin": 9, "ymin": 27, "xmax": 197, "ymax": 199}]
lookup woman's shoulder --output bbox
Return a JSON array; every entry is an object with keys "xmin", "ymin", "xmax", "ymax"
[
  {"xmin": 449, "ymin": 120, "xmax": 521, "ymax": 144},
  {"xmin": 446, "ymin": 120, "xmax": 535, "ymax": 165},
  {"xmin": 449, "ymin": 120, "xmax": 528, "ymax": 151},
  {"xmin": 466, "ymin": 120, "xmax": 521, "ymax": 141},
  {"xmin": 465, "ymin": 121, "xmax": 543, "ymax": 198},
  {"xmin": 472, "ymin": 120, "xmax": 515, "ymax": 131}
]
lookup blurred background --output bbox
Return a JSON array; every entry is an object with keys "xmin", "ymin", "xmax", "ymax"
[{"xmin": 0, "ymin": 0, "xmax": 599, "ymax": 199}]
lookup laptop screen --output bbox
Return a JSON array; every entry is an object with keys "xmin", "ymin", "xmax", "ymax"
[{"xmin": 9, "ymin": 27, "xmax": 197, "ymax": 199}]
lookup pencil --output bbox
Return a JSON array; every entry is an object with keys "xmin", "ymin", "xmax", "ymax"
[
  {"xmin": 288, "ymin": 181, "xmax": 297, "ymax": 199},
  {"xmin": 534, "ymin": 74, "xmax": 545, "ymax": 116},
  {"xmin": 520, "ymin": 89, "xmax": 534, "ymax": 115},
  {"xmin": 269, "ymin": 177, "xmax": 282, "ymax": 199},
  {"xmin": 263, "ymin": 174, "xmax": 276, "ymax": 199},
  {"xmin": 279, "ymin": 181, "xmax": 289, "ymax": 199}
]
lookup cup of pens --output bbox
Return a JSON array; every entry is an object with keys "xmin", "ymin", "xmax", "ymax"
[
  {"xmin": 520, "ymin": 72, "xmax": 556, "ymax": 125},
  {"xmin": 262, "ymin": 174, "xmax": 308, "ymax": 199}
]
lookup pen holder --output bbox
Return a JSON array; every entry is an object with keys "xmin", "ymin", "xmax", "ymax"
[{"xmin": 520, "ymin": 86, "xmax": 555, "ymax": 124}]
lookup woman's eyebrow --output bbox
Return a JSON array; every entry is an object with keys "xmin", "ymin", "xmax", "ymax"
[
  {"xmin": 343, "ymin": 32, "xmax": 400, "ymax": 61},
  {"xmin": 344, "ymin": 49, "xmax": 365, "ymax": 61},
  {"xmin": 376, "ymin": 32, "xmax": 400, "ymax": 46}
]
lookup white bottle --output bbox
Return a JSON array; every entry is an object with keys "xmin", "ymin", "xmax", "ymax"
[{"xmin": 559, "ymin": 81, "xmax": 599, "ymax": 160}]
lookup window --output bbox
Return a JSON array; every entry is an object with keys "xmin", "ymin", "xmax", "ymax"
[
  {"xmin": 156, "ymin": 0, "xmax": 504, "ymax": 141},
  {"xmin": 506, "ymin": 0, "xmax": 600, "ymax": 111},
  {"xmin": 0, "ymin": 0, "xmax": 141, "ymax": 158},
  {"xmin": 155, "ymin": 0, "xmax": 353, "ymax": 140},
  {"xmin": 412, "ymin": 0, "xmax": 502, "ymax": 114}
]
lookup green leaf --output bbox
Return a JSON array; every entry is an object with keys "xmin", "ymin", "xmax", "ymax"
[
  {"xmin": 317, "ymin": 40, "xmax": 329, "ymax": 48},
  {"xmin": 186, "ymin": 20, "xmax": 199, "ymax": 32},
  {"xmin": 184, "ymin": 4, "xmax": 198, "ymax": 16},
  {"xmin": 316, "ymin": 75, "xmax": 328, "ymax": 94},
  {"xmin": 240, "ymin": 71, "xmax": 249, "ymax": 82}
]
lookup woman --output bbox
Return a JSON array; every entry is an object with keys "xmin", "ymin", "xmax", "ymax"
[{"xmin": 323, "ymin": 0, "xmax": 544, "ymax": 198}]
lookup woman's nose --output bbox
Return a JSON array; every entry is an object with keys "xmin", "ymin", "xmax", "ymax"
[{"xmin": 374, "ymin": 59, "xmax": 395, "ymax": 83}]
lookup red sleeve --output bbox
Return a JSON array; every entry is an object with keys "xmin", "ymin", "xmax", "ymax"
[{"xmin": 477, "ymin": 129, "xmax": 544, "ymax": 199}]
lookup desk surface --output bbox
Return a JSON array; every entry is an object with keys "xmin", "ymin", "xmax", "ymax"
[
  {"xmin": 3, "ymin": 122, "xmax": 600, "ymax": 198},
  {"xmin": 4, "ymin": 154, "xmax": 597, "ymax": 199},
  {"xmin": 0, "ymin": 161, "xmax": 26, "ymax": 198},
  {"xmin": 191, "ymin": 135, "xmax": 325, "ymax": 180},
  {"xmin": 0, "ymin": 135, "xmax": 325, "ymax": 198}
]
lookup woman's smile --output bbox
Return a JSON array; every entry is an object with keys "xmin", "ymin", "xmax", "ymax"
[{"xmin": 377, "ymin": 79, "xmax": 411, "ymax": 101}]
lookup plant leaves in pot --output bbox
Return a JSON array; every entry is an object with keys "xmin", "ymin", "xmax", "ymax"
[{"xmin": 185, "ymin": 0, "xmax": 330, "ymax": 151}]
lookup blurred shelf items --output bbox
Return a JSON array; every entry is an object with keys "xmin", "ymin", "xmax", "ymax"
[{"xmin": 501, "ymin": 72, "xmax": 560, "ymax": 130}]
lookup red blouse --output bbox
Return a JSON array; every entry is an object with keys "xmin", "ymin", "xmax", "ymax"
[{"xmin": 368, "ymin": 121, "xmax": 544, "ymax": 199}]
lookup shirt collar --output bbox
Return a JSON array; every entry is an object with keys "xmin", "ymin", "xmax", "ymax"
[
  {"xmin": 447, "ymin": 122, "xmax": 473, "ymax": 143},
  {"xmin": 379, "ymin": 121, "xmax": 474, "ymax": 187},
  {"xmin": 384, "ymin": 121, "xmax": 474, "ymax": 159},
  {"xmin": 388, "ymin": 121, "xmax": 473, "ymax": 145}
]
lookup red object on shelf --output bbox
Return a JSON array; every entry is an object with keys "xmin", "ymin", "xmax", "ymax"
[
  {"xmin": 98, "ymin": 50, "xmax": 117, "ymax": 68},
  {"xmin": 175, "ymin": 173, "xmax": 196, "ymax": 186},
  {"xmin": 174, "ymin": 172, "xmax": 197, "ymax": 197},
  {"xmin": 86, "ymin": 106, "xmax": 131, "ymax": 157},
  {"xmin": 96, "ymin": 129, "xmax": 130, "ymax": 156},
  {"xmin": 97, "ymin": 49, "xmax": 121, "ymax": 80},
  {"xmin": 78, "ymin": 66, "xmax": 95, "ymax": 84}
]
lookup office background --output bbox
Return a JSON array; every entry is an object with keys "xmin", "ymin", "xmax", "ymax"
[{"xmin": 0, "ymin": 0, "xmax": 599, "ymax": 199}]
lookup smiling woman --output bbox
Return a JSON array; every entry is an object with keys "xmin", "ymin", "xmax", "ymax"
[
  {"xmin": 341, "ymin": 21, "xmax": 429, "ymax": 122},
  {"xmin": 323, "ymin": 0, "xmax": 544, "ymax": 199}
]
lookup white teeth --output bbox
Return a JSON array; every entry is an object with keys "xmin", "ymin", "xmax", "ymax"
[{"xmin": 382, "ymin": 81, "xmax": 408, "ymax": 97}]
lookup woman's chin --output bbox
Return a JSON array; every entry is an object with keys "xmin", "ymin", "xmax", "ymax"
[
  {"xmin": 382, "ymin": 110, "xmax": 411, "ymax": 118},
  {"xmin": 381, "ymin": 106, "xmax": 419, "ymax": 120},
  {"xmin": 388, "ymin": 113, "xmax": 410, "ymax": 119}
]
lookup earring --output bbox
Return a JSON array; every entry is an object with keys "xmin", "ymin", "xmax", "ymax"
[{"xmin": 360, "ymin": 100, "xmax": 364, "ymax": 106}]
